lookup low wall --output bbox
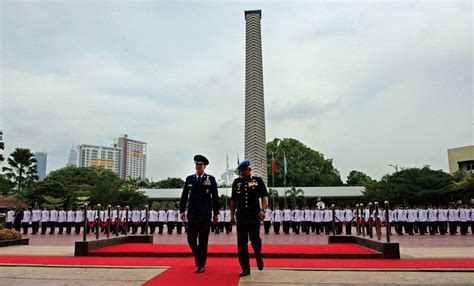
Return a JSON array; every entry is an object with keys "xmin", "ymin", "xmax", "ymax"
[
  {"xmin": 74, "ymin": 235, "xmax": 153, "ymax": 256},
  {"xmin": 0, "ymin": 238, "xmax": 29, "ymax": 247},
  {"xmin": 328, "ymin": 235, "xmax": 400, "ymax": 259}
]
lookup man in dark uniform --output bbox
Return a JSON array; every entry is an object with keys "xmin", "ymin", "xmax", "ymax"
[
  {"xmin": 230, "ymin": 160, "xmax": 269, "ymax": 277},
  {"xmin": 180, "ymin": 155, "xmax": 219, "ymax": 273}
]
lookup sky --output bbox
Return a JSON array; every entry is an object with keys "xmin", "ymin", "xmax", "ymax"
[{"xmin": 1, "ymin": 1, "xmax": 472, "ymax": 182}]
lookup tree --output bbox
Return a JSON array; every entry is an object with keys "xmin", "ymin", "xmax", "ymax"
[
  {"xmin": 346, "ymin": 170, "xmax": 374, "ymax": 187},
  {"xmin": 2, "ymin": 148, "xmax": 38, "ymax": 207},
  {"xmin": 41, "ymin": 195, "xmax": 66, "ymax": 209},
  {"xmin": 0, "ymin": 175, "xmax": 15, "ymax": 196},
  {"xmin": 285, "ymin": 187, "xmax": 305, "ymax": 208},
  {"xmin": 267, "ymin": 138, "xmax": 342, "ymax": 187},
  {"xmin": 363, "ymin": 166, "xmax": 456, "ymax": 205},
  {"xmin": 151, "ymin": 177, "xmax": 185, "ymax": 189},
  {"xmin": 453, "ymin": 172, "xmax": 474, "ymax": 202}
]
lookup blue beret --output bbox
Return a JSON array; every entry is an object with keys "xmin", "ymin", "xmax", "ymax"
[
  {"xmin": 237, "ymin": 159, "xmax": 251, "ymax": 170},
  {"xmin": 194, "ymin": 155, "xmax": 209, "ymax": 165}
]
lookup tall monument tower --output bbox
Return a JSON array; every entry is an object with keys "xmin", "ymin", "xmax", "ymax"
[{"xmin": 244, "ymin": 10, "xmax": 267, "ymax": 184}]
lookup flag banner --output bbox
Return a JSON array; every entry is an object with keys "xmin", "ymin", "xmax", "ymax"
[
  {"xmin": 271, "ymin": 153, "xmax": 277, "ymax": 175},
  {"xmin": 283, "ymin": 152, "xmax": 288, "ymax": 176}
]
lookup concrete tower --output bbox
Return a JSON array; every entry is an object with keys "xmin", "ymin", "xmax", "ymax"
[{"xmin": 244, "ymin": 10, "xmax": 267, "ymax": 184}]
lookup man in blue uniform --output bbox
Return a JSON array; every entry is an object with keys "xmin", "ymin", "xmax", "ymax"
[
  {"xmin": 180, "ymin": 155, "xmax": 219, "ymax": 273},
  {"xmin": 230, "ymin": 160, "xmax": 269, "ymax": 277}
]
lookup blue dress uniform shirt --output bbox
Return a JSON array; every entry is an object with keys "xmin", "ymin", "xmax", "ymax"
[{"xmin": 180, "ymin": 173, "xmax": 219, "ymax": 220}]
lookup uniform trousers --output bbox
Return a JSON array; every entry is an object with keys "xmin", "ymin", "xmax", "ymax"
[
  {"xmin": 187, "ymin": 216, "xmax": 211, "ymax": 267},
  {"xmin": 237, "ymin": 221, "xmax": 262, "ymax": 271}
]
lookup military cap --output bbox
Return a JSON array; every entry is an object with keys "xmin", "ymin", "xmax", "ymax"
[
  {"xmin": 237, "ymin": 159, "xmax": 251, "ymax": 170},
  {"xmin": 194, "ymin": 154, "xmax": 209, "ymax": 165}
]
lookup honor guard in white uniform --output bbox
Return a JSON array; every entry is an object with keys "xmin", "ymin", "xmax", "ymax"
[
  {"xmin": 282, "ymin": 208, "xmax": 292, "ymax": 234},
  {"xmin": 130, "ymin": 207, "xmax": 141, "ymax": 234},
  {"xmin": 157, "ymin": 209, "xmax": 166, "ymax": 234},
  {"xmin": 148, "ymin": 208, "xmax": 158, "ymax": 234},
  {"xmin": 40, "ymin": 208, "xmax": 50, "ymax": 234},
  {"xmin": 292, "ymin": 207, "xmax": 303, "ymax": 234},
  {"xmin": 6, "ymin": 209, "xmax": 15, "ymax": 229},
  {"xmin": 31, "ymin": 207, "xmax": 41, "ymax": 234},
  {"xmin": 314, "ymin": 208, "xmax": 323, "ymax": 234},
  {"xmin": 57, "ymin": 208, "xmax": 66, "ymax": 234},
  {"xmin": 303, "ymin": 207, "xmax": 313, "ymax": 235},
  {"xmin": 448, "ymin": 206, "xmax": 459, "ymax": 235},
  {"xmin": 263, "ymin": 208, "xmax": 272, "ymax": 234},
  {"xmin": 176, "ymin": 209, "xmax": 184, "ymax": 234},
  {"xmin": 323, "ymin": 207, "xmax": 333, "ymax": 234},
  {"xmin": 459, "ymin": 205, "xmax": 469, "ymax": 235},
  {"xmin": 166, "ymin": 209, "xmax": 176, "ymax": 234},
  {"xmin": 427, "ymin": 206, "xmax": 438, "ymax": 235},
  {"xmin": 21, "ymin": 208, "xmax": 31, "ymax": 234},
  {"xmin": 418, "ymin": 207, "xmax": 428, "ymax": 235},
  {"xmin": 49, "ymin": 208, "xmax": 59, "ymax": 234},
  {"xmin": 344, "ymin": 206, "xmax": 354, "ymax": 235},
  {"xmin": 224, "ymin": 208, "xmax": 232, "ymax": 234},
  {"xmin": 74, "ymin": 207, "xmax": 83, "ymax": 234},
  {"xmin": 66, "ymin": 208, "xmax": 75, "ymax": 234},
  {"xmin": 272, "ymin": 207, "xmax": 282, "ymax": 234}
]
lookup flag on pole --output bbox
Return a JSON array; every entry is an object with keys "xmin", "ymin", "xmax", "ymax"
[
  {"xmin": 237, "ymin": 154, "xmax": 240, "ymax": 165},
  {"xmin": 226, "ymin": 153, "xmax": 229, "ymax": 170},
  {"xmin": 271, "ymin": 153, "xmax": 277, "ymax": 175},
  {"xmin": 283, "ymin": 152, "xmax": 288, "ymax": 176}
]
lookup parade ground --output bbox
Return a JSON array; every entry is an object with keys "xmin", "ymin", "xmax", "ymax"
[{"xmin": 0, "ymin": 231, "xmax": 473, "ymax": 285}]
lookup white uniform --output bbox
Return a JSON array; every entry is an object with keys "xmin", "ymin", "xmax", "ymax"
[
  {"xmin": 58, "ymin": 210, "xmax": 66, "ymax": 223},
  {"xmin": 273, "ymin": 209, "xmax": 282, "ymax": 222},
  {"xmin": 22, "ymin": 210, "xmax": 31, "ymax": 223},
  {"xmin": 6, "ymin": 210, "xmax": 15, "ymax": 223}
]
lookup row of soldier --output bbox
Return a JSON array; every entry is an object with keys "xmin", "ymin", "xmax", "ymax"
[
  {"xmin": 262, "ymin": 205, "xmax": 474, "ymax": 236},
  {"xmin": 5, "ymin": 204, "xmax": 474, "ymax": 236},
  {"xmin": 4, "ymin": 206, "xmax": 235, "ymax": 235}
]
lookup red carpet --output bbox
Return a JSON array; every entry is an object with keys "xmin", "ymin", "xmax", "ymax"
[
  {"xmin": 91, "ymin": 243, "xmax": 376, "ymax": 255},
  {"xmin": 0, "ymin": 255, "xmax": 472, "ymax": 269},
  {"xmin": 142, "ymin": 258, "xmax": 240, "ymax": 286},
  {"xmin": 1, "ymin": 256, "xmax": 473, "ymax": 286}
]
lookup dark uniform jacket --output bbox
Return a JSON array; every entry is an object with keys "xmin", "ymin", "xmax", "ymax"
[
  {"xmin": 231, "ymin": 176, "xmax": 268, "ymax": 223},
  {"xmin": 180, "ymin": 173, "xmax": 219, "ymax": 220}
]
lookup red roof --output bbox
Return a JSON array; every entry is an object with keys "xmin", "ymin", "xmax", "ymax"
[{"xmin": 0, "ymin": 196, "xmax": 28, "ymax": 209}]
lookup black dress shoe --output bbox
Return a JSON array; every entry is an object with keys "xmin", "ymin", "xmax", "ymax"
[
  {"xmin": 196, "ymin": 266, "xmax": 205, "ymax": 273},
  {"xmin": 256, "ymin": 254, "xmax": 264, "ymax": 271},
  {"xmin": 239, "ymin": 269, "xmax": 251, "ymax": 277}
]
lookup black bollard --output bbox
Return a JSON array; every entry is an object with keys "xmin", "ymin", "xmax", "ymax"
[
  {"xmin": 374, "ymin": 202, "xmax": 381, "ymax": 240},
  {"xmin": 116, "ymin": 206, "xmax": 121, "ymax": 237},
  {"xmin": 368, "ymin": 202, "xmax": 373, "ymax": 239},
  {"xmin": 107, "ymin": 205, "xmax": 111, "ymax": 238},
  {"xmin": 82, "ymin": 203, "xmax": 88, "ymax": 242},
  {"xmin": 145, "ymin": 205, "xmax": 149, "ymax": 236},
  {"xmin": 355, "ymin": 204, "xmax": 360, "ymax": 236},
  {"xmin": 125, "ymin": 206, "xmax": 129, "ymax": 236},
  {"xmin": 331, "ymin": 204, "xmax": 336, "ymax": 235},
  {"xmin": 385, "ymin": 201, "xmax": 391, "ymax": 243},
  {"xmin": 96, "ymin": 204, "xmax": 101, "ymax": 240}
]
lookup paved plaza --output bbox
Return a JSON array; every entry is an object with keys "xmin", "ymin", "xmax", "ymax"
[{"xmin": 0, "ymin": 231, "xmax": 473, "ymax": 285}]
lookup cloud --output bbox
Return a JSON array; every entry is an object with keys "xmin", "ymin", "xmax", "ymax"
[{"xmin": 1, "ymin": 1, "xmax": 471, "ymax": 182}]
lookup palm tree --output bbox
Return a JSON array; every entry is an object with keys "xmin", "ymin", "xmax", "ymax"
[
  {"xmin": 284, "ymin": 187, "xmax": 304, "ymax": 208},
  {"xmin": 2, "ymin": 148, "xmax": 38, "ymax": 207}
]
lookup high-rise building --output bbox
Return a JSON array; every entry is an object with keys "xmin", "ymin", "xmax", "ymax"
[
  {"xmin": 115, "ymin": 134, "xmax": 147, "ymax": 180},
  {"xmin": 34, "ymin": 152, "xmax": 47, "ymax": 181},
  {"xmin": 67, "ymin": 144, "xmax": 77, "ymax": 167},
  {"xmin": 77, "ymin": 144, "xmax": 122, "ymax": 176},
  {"xmin": 0, "ymin": 130, "xmax": 4, "ymax": 163},
  {"xmin": 244, "ymin": 10, "xmax": 267, "ymax": 184}
]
